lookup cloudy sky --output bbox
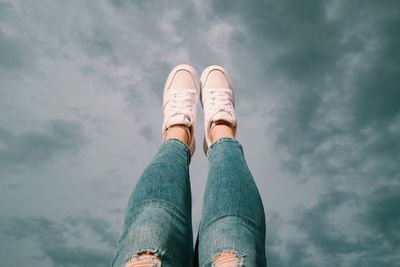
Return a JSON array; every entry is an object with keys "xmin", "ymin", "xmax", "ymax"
[{"xmin": 1, "ymin": 0, "xmax": 399, "ymax": 266}]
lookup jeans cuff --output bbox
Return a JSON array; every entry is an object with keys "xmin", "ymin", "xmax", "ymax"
[
  {"xmin": 208, "ymin": 137, "xmax": 242, "ymax": 155},
  {"xmin": 162, "ymin": 138, "xmax": 191, "ymax": 162}
]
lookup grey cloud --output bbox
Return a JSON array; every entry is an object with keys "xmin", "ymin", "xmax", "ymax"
[
  {"xmin": 139, "ymin": 125, "xmax": 154, "ymax": 141},
  {"xmin": 209, "ymin": 0, "xmax": 353, "ymax": 79},
  {"xmin": 207, "ymin": 1, "xmax": 398, "ymax": 103},
  {"xmin": 80, "ymin": 26, "xmax": 114, "ymax": 59},
  {"xmin": 4, "ymin": 216, "xmax": 66, "ymax": 244},
  {"xmin": 0, "ymin": 119, "xmax": 88, "ymax": 174},
  {"xmin": 291, "ymin": 191, "xmax": 360, "ymax": 255},
  {"xmin": 360, "ymin": 185, "xmax": 400, "ymax": 246},
  {"xmin": 44, "ymin": 245, "xmax": 111, "ymax": 267},
  {"xmin": 72, "ymin": 2, "xmax": 171, "ymax": 98},
  {"xmin": 0, "ymin": 3, "xmax": 34, "ymax": 75},
  {"xmin": 352, "ymin": 257, "xmax": 400, "ymax": 267},
  {"xmin": 209, "ymin": 0, "xmax": 400, "ymax": 183},
  {"xmin": 344, "ymin": 1, "xmax": 400, "ymax": 128},
  {"xmin": 350, "ymin": 185, "xmax": 400, "ymax": 266},
  {"xmin": 64, "ymin": 216, "xmax": 119, "ymax": 248},
  {"xmin": 70, "ymin": 0, "xmax": 222, "ymax": 120},
  {"xmin": 277, "ymin": 119, "xmax": 400, "ymax": 183},
  {"xmin": 265, "ymin": 211, "xmax": 318, "ymax": 267},
  {"xmin": 289, "ymin": 188, "xmax": 400, "ymax": 266},
  {"xmin": 2, "ymin": 215, "xmax": 115, "ymax": 267},
  {"xmin": 1, "ymin": 183, "xmax": 21, "ymax": 190},
  {"xmin": 352, "ymin": 185, "xmax": 400, "ymax": 266},
  {"xmin": 266, "ymin": 211, "xmax": 282, "ymax": 248},
  {"xmin": 0, "ymin": 31, "xmax": 34, "ymax": 74},
  {"xmin": 266, "ymin": 251, "xmax": 286, "ymax": 267},
  {"xmin": 0, "ymin": 1, "xmax": 12, "ymax": 20},
  {"xmin": 74, "ymin": 3, "xmax": 117, "ymax": 61},
  {"xmin": 265, "ymin": 212, "xmax": 286, "ymax": 266},
  {"xmin": 284, "ymin": 241, "xmax": 318, "ymax": 267}
]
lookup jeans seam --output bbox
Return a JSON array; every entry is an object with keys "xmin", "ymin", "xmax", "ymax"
[
  {"xmin": 201, "ymin": 214, "xmax": 262, "ymax": 236},
  {"xmin": 162, "ymin": 138, "xmax": 190, "ymax": 152},
  {"xmin": 208, "ymin": 137, "xmax": 241, "ymax": 155},
  {"xmin": 131, "ymin": 199, "xmax": 191, "ymax": 225}
]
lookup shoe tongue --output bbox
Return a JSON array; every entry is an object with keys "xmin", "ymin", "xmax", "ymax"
[
  {"xmin": 211, "ymin": 111, "xmax": 234, "ymax": 125},
  {"xmin": 167, "ymin": 114, "xmax": 191, "ymax": 128}
]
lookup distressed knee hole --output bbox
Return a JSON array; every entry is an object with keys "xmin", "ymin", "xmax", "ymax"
[
  {"xmin": 212, "ymin": 251, "xmax": 244, "ymax": 267},
  {"xmin": 125, "ymin": 251, "xmax": 161, "ymax": 267}
]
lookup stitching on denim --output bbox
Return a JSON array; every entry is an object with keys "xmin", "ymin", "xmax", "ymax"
[
  {"xmin": 202, "ymin": 214, "xmax": 261, "ymax": 234},
  {"xmin": 162, "ymin": 138, "xmax": 190, "ymax": 152},
  {"xmin": 213, "ymin": 137, "xmax": 238, "ymax": 146},
  {"xmin": 208, "ymin": 137, "xmax": 242, "ymax": 154},
  {"xmin": 132, "ymin": 199, "xmax": 190, "ymax": 225}
]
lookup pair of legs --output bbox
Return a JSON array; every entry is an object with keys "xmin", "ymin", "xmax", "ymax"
[{"xmin": 111, "ymin": 65, "xmax": 266, "ymax": 267}]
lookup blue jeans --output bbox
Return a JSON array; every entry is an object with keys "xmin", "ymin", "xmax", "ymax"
[{"xmin": 111, "ymin": 138, "xmax": 266, "ymax": 267}]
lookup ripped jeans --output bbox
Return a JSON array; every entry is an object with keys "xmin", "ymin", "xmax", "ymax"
[{"xmin": 111, "ymin": 138, "xmax": 267, "ymax": 267}]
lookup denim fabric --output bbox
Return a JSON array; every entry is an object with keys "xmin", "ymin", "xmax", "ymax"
[
  {"xmin": 111, "ymin": 138, "xmax": 266, "ymax": 267},
  {"xmin": 196, "ymin": 138, "xmax": 266, "ymax": 267},
  {"xmin": 111, "ymin": 139, "xmax": 193, "ymax": 267}
]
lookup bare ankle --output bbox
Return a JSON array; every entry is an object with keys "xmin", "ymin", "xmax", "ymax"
[
  {"xmin": 212, "ymin": 251, "xmax": 243, "ymax": 267},
  {"xmin": 164, "ymin": 125, "xmax": 190, "ymax": 145},
  {"xmin": 210, "ymin": 122, "xmax": 235, "ymax": 144},
  {"xmin": 125, "ymin": 252, "xmax": 161, "ymax": 267}
]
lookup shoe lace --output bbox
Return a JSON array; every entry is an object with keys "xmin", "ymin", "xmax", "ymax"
[
  {"xmin": 167, "ymin": 89, "xmax": 195, "ymax": 117},
  {"xmin": 204, "ymin": 88, "xmax": 233, "ymax": 115}
]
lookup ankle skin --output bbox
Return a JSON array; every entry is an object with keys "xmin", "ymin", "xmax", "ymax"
[
  {"xmin": 210, "ymin": 123, "xmax": 235, "ymax": 144},
  {"xmin": 164, "ymin": 126, "xmax": 191, "ymax": 146}
]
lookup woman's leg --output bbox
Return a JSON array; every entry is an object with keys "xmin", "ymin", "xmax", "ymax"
[
  {"xmin": 196, "ymin": 66, "xmax": 266, "ymax": 266},
  {"xmin": 111, "ymin": 138, "xmax": 193, "ymax": 267},
  {"xmin": 198, "ymin": 137, "xmax": 266, "ymax": 267},
  {"xmin": 111, "ymin": 64, "xmax": 200, "ymax": 267}
]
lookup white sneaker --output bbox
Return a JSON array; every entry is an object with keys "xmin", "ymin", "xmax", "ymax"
[
  {"xmin": 200, "ymin": 65, "xmax": 237, "ymax": 155},
  {"xmin": 162, "ymin": 64, "xmax": 200, "ymax": 156}
]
